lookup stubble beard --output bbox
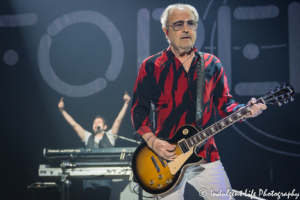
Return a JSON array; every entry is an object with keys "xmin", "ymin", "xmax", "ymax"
[
  {"xmin": 94, "ymin": 127, "xmax": 104, "ymax": 134},
  {"xmin": 171, "ymin": 43, "xmax": 193, "ymax": 56}
]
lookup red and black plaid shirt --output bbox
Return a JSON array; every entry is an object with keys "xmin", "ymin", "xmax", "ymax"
[{"xmin": 131, "ymin": 47, "xmax": 243, "ymax": 163}]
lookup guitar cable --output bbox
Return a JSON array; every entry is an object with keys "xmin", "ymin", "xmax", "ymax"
[{"xmin": 132, "ymin": 182, "xmax": 158, "ymax": 199}]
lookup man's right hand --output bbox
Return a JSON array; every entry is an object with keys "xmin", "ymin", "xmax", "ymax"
[
  {"xmin": 58, "ymin": 97, "xmax": 65, "ymax": 112},
  {"xmin": 149, "ymin": 137, "xmax": 178, "ymax": 161}
]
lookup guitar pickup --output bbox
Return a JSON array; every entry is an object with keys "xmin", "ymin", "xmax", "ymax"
[
  {"xmin": 151, "ymin": 156, "xmax": 161, "ymax": 173},
  {"xmin": 179, "ymin": 140, "xmax": 189, "ymax": 153}
]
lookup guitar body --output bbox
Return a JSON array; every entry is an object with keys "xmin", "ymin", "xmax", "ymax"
[{"xmin": 131, "ymin": 125, "xmax": 205, "ymax": 196}]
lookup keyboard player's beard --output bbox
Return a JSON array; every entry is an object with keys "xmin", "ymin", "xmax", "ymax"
[{"xmin": 94, "ymin": 126, "xmax": 104, "ymax": 134}]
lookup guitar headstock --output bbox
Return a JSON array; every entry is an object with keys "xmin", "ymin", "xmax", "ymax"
[{"xmin": 263, "ymin": 82, "xmax": 295, "ymax": 106}]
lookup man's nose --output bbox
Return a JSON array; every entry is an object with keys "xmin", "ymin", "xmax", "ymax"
[{"xmin": 182, "ymin": 22, "xmax": 189, "ymax": 32}]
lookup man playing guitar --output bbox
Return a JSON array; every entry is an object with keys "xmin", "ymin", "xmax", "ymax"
[{"xmin": 131, "ymin": 3, "xmax": 266, "ymax": 200}]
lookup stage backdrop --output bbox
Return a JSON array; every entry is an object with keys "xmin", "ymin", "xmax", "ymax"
[{"xmin": 1, "ymin": 0, "xmax": 299, "ymax": 199}]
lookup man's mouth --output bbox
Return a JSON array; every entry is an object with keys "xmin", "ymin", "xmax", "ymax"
[{"xmin": 181, "ymin": 36, "xmax": 191, "ymax": 40}]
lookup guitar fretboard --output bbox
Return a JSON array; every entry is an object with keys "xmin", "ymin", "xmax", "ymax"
[{"xmin": 185, "ymin": 98, "xmax": 264, "ymax": 149}]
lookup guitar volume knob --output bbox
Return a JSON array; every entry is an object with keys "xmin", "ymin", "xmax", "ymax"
[
  {"xmin": 158, "ymin": 174, "xmax": 164, "ymax": 180},
  {"xmin": 149, "ymin": 180, "xmax": 155, "ymax": 185},
  {"xmin": 157, "ymin": 184, "xmax": 162, "ymax": 189},
  {"xmin": 166, "ymin": 179, "xmax": 172, "ymax": 184}
]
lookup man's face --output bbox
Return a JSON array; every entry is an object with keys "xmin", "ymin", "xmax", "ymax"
[
  {"xmin": 92, "ymin": 118, "xmax": 107, "ymax": 133},
  {"xmin": 164, "ymin": 8, "xmax": 197, "ymax": 52}
]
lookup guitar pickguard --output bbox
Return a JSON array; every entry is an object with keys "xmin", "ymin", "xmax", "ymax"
[{"xmin": 168, "ymin": 145, "xmax": 193, "ymax": 175}]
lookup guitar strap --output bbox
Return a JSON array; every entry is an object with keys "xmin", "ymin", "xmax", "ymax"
[{"xmin": 196, "ymin": 51, "xmax": 205, "ymax": 130}]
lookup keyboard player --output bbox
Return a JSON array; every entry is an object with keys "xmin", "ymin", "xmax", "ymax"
[{"xmin": 58, "ymin": 91, "xmax": 131, "ymax": 200}]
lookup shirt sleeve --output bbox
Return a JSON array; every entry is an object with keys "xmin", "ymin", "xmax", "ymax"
[
  {"xmin": 131, "ymin": 60, "xmax": 156, "ymax": 136},
  {"xmin": 106, "ymin": 129, "xmax": 117, "ymax": 146},
  {"xmin": 212, "ymin": 56, "xmax": 245, "ymax": 118},
  {"xmin": 82, "ymin": 130, "xmax": 92, "ymax": 146}
]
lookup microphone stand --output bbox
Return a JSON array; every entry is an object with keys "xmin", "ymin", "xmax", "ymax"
[{"xmin": 106, "ymin": 133, "xmax": 140, "ymax": 144}]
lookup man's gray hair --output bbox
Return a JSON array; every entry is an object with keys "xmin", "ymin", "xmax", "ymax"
[{"xmin": 160, "ymin": 3, "xmax": 199, "ymax": 29}]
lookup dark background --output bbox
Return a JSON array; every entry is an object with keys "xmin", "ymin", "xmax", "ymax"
[{"xmin": 1, "ymin": 0, "xmax": 299, "ymax": 199}]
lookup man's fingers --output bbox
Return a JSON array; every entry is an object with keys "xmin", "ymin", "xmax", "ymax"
[
  {"xmin": 165, "ymin": 144, "xmax": 176, "ymax": 151},
  {"xmin": 252, "ymin": 104, "xmax": 263, "ymax": 112},
  {"xmin": 164, "ymin": 150, "xmax": 176, "ymax": 157},
  {"xmin": 60, "ymin": 97, "xmax": 64, "ymax": 102},
  {"xmin": 152, "ymin": 140, "xmax": 178, "ymax": 160},
  {"xmin": 247, "ymin": 98, "xmax": 256, "ymax": 105},
  {"xmin": 258, "ymin": 103, "xmax": 267, "ymax": 110},
  {"xmin": 162, "ymin": 152, "xmax": 177, "ymax": 161}
]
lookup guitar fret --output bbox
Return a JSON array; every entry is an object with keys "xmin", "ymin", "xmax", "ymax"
[
  {"xmin": 220, "ymin": 121, "xmax": 225, "ymax": 127},
  {"xmin": 215, "ymin": 124, "xmax": 220, "ymax": 132},
  {"xmin": 191, "ymin": 137, "xmax": 197, "ymax": 144},
  {"xmin": 195, "ymin": 135, "xmax": 199, "ymax": 143},
  {"xmin": 187, "ymin": 139, "xmax": 192, "ymax": 148},
  {"xmin": 194, "ymin": 135, "xmax": 200, "ymax": 143},
  {"xmin": 199, "ymin": 134, "xmax": 203, "ymax": 140},
  {"xmin": 190, "ymin": 138, "xmax": 195, "ymax": 146},
  {"xmin": 224, "ymin": 119, "xmax": 230, "ymax": 125},
  {"xmin": 232, "ymin": 114, "xmax": 238, "ymax": 121},
  {"xmin": 193, "ymin": 136, "xmax": 198, "ymax": 144},
  {"xmin": 197, "ymin": 133, "xmax": 203, "ymax": 141},
  {"xmin": 216, "ymin": 123, "xmax": 222, "ymax": 130},
  {"xmin": 189, "ymin": 139, "xmax": 193, "ymax": 147}
]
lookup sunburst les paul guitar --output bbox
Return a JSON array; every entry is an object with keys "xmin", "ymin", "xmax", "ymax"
[{"xmin": 131, "ymin": 83, "xmax": 295, "ymax": 196}]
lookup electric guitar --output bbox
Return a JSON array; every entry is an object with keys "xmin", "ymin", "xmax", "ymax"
[{"xmin": 131, "ymin": 83, "xmax": 295, "ymax": 196}]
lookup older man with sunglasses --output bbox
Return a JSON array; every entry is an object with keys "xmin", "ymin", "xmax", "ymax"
[{"xmin": 131, "ymin": 3, "xmax": 266, "ymax": 200}]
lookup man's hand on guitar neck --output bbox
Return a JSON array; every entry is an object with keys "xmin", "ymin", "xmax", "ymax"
[
  {"xmin": 244, "ymin": 97, "xmax": 267, "ymax": 118},
  {"xmin": 143, "ymin": 132, "xmax": 178, "ymax": 161}
]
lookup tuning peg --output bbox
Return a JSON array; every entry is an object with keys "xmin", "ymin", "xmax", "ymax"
[
  {"xmin": 287, "ymin": 86, "xmax": 293, "ymax": 93},
  {"xmin": 278, "ymin": 102, "xmax": 282, "ymax": 106},
  {"xmin": 287, "ymin": 92, "xmax": 290, "ymax": 96},
  {"xmin": 281, "ymin": 82, "xmax": 286, "ymax": 89},
  {"xmin": 270, "ymin": 88, "xmax": 273, "ymax": 92},
  {"xmin": 290, "ymin": 97, "xmax": 294, "ymax": 102},
  {"xmin": 284, "ymin": 99, "xmax": 288, "ymax": 104},
  {"xmin": 276, "ymin": 86, "xmax": 280, "ymax": 91}
]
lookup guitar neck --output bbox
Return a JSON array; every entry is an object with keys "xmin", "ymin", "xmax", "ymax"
[{"xmin": 185, "ymin": 98, "xmax": 265, "ymax": 148}]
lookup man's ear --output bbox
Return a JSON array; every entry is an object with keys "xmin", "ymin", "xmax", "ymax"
[
  {"xmin": 163, "ymin": 27, "xmax": 169, "ymax": 38},
  {"xmin": 103, "ymin": 125, "xmax": 108, "ymax": 130},
  {"xmin": 164, "ymin": 27, "xmax": 169, "ymax": 35}
]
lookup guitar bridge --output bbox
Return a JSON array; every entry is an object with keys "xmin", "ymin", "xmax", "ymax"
[{"xmin": 158, "ymin": 156, "xmax": 166, "ymax": 168}]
